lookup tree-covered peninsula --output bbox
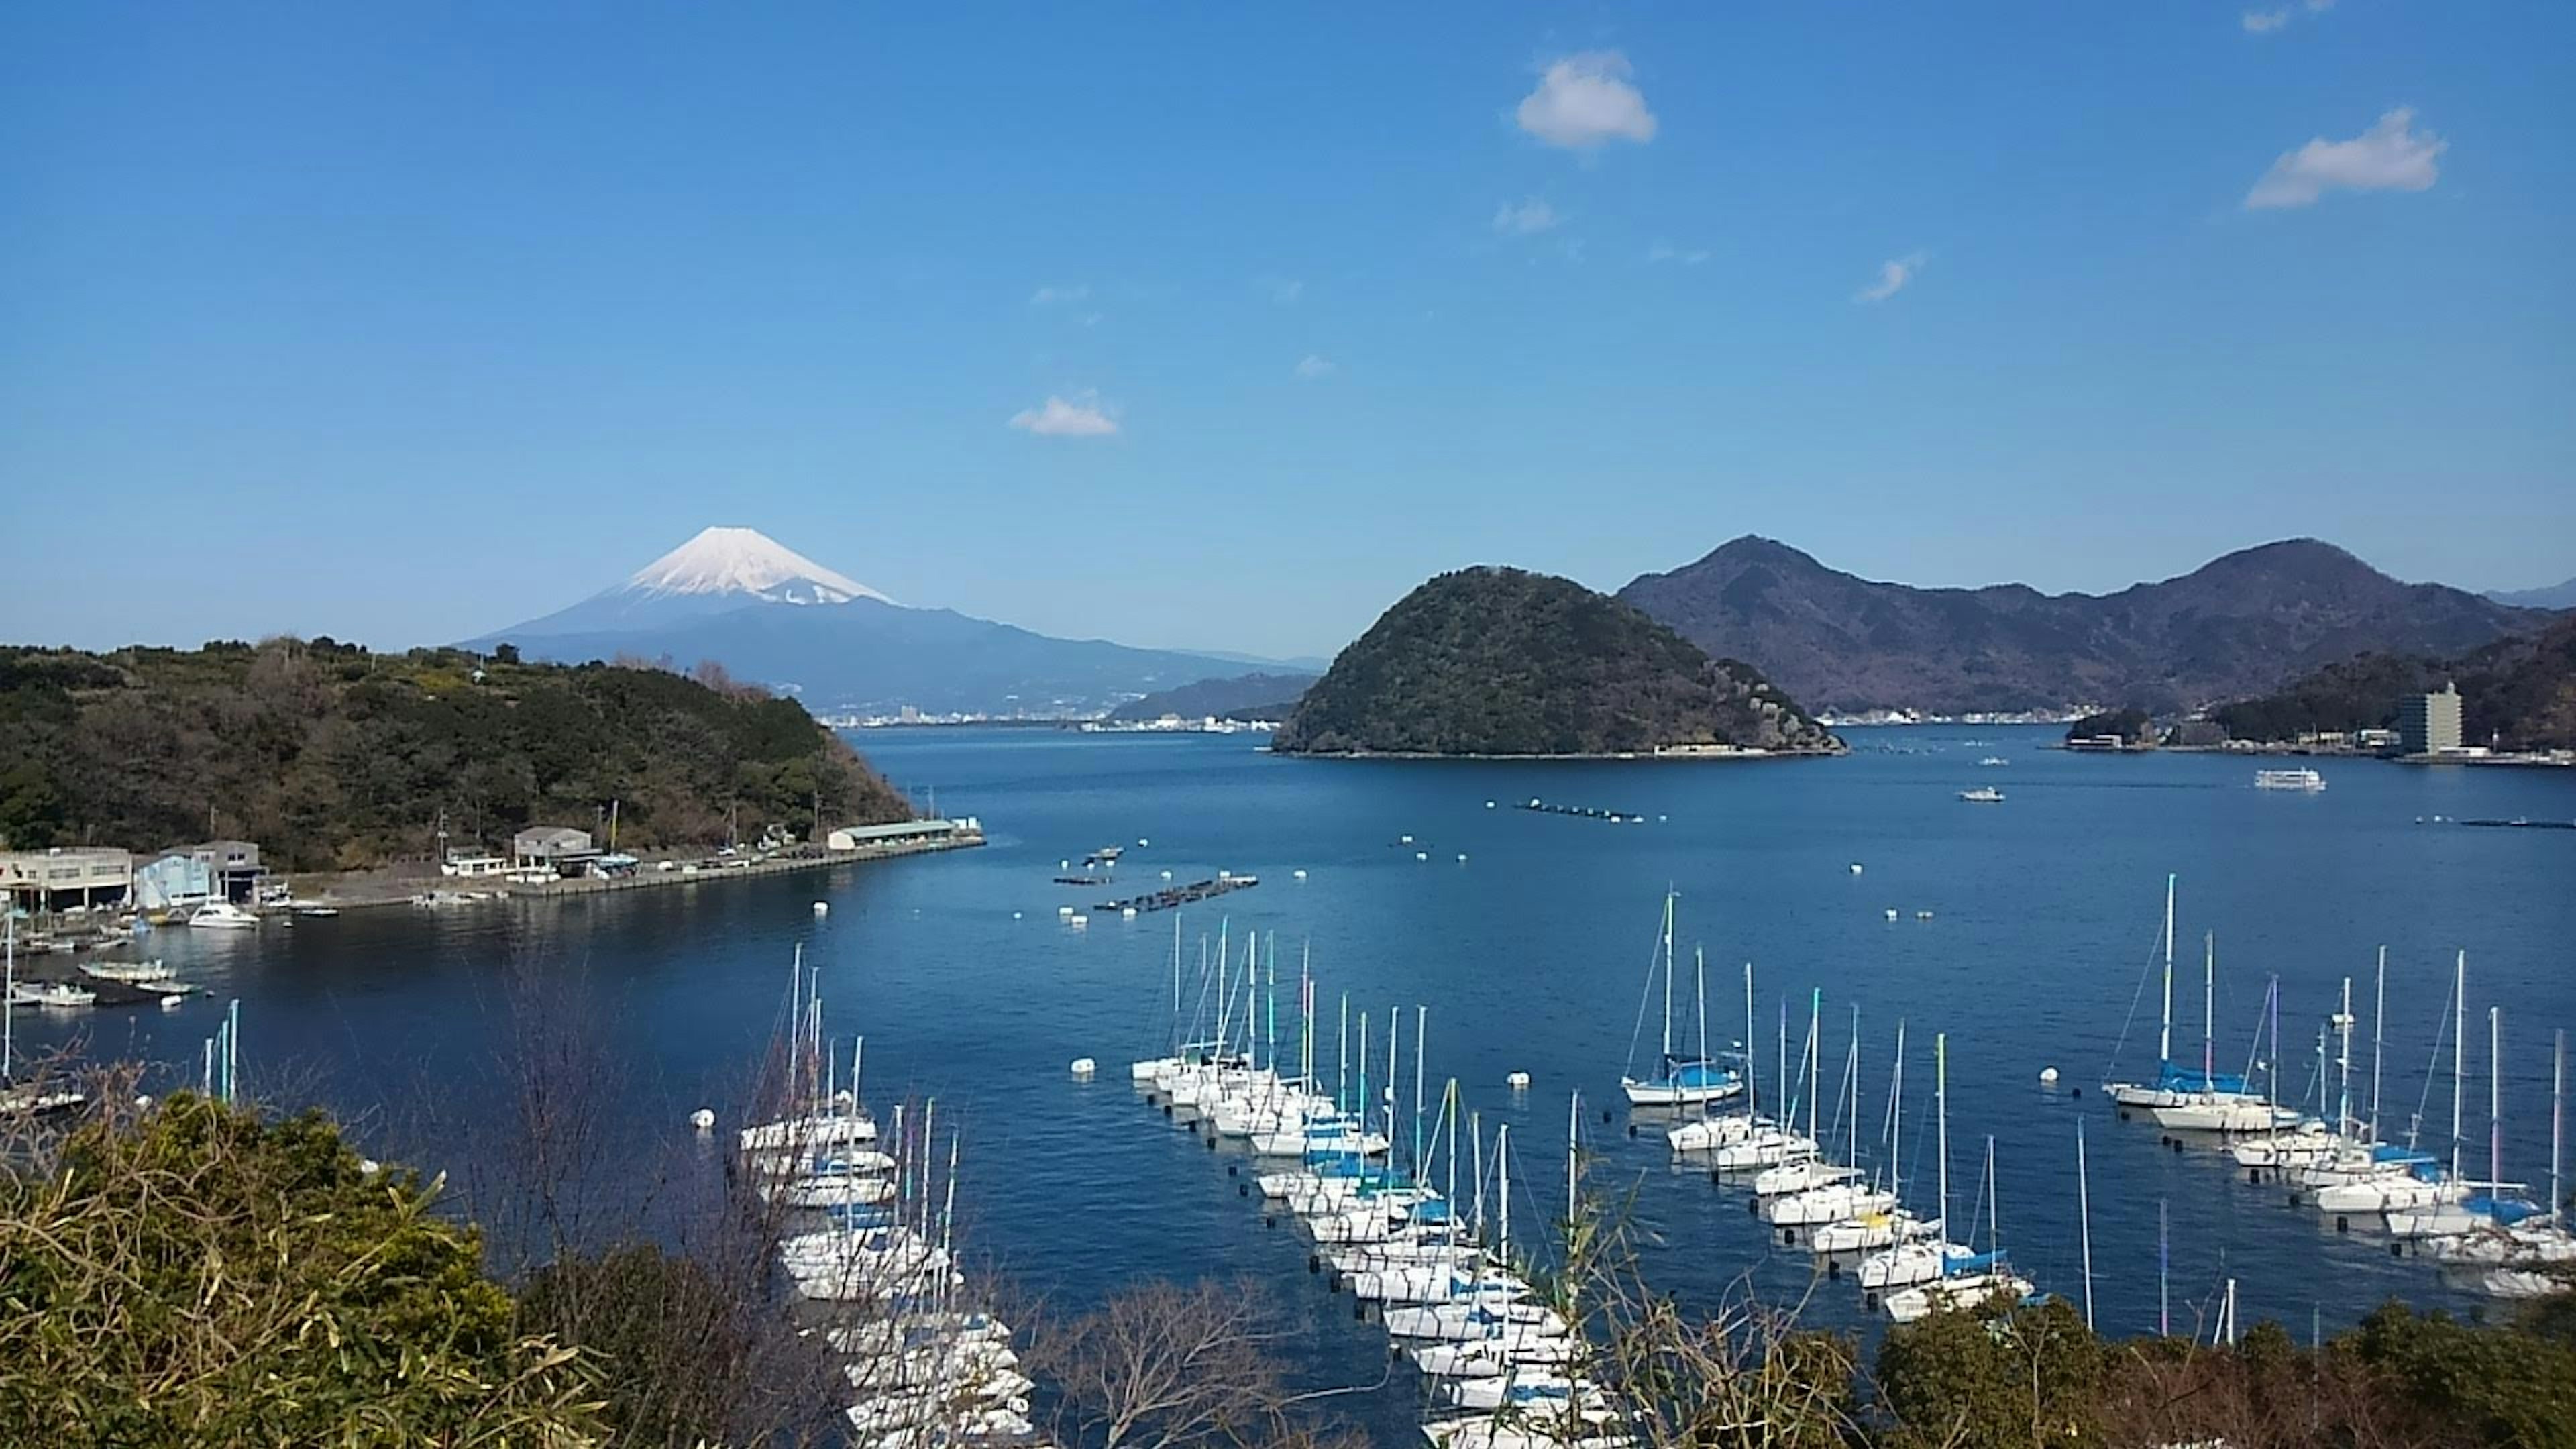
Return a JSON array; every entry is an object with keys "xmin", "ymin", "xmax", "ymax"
[
  {"xmin": 1271, "ymin": 566, "xmax": 1841, "ymax": 757},
  {"xmin": 0, "ymin": 639, "xmax": 912, "ymax": 867}
]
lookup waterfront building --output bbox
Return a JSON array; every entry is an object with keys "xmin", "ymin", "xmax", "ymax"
[
  {"xmin": 825, "ymin": 818, "xmax": 983, "ymax": 852},
  {"xmin": 511, "ymin": 826, "xmax": 600, "ymax": 877},
  {"xmin": 2397, "ymin": 682, "xmax": 2463, "ymax": 756},
  {"xmin": 0, "ymin": 847, "xmax": 134, "ymax": 914},
  {"xmin": 189, "ymin": 840, "xmax": 268, "ymax": 903},
  {"xmin": 135, "ymin": 850, "xmax": 215, "ymax": 912}
]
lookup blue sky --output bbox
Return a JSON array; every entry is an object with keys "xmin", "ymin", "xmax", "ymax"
[{"xmin": 3, "ymin": 3, "xmax": 2569, "ymax": 659}]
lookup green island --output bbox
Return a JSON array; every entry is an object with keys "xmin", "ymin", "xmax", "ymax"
[
  {"xmin": 1271, "ymin": 566, "xmax": 1841, "ymax": 758},
  {"xmin": 0, "ymin": 639, "xmax": 911, "ymax": 867}
]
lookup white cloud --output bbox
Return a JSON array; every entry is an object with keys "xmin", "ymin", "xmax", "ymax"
[
  {"xmin": 1294, "ymin": 355, "xmax": 1335, "ymax": 380},
  {"xmin": 2245, "ymin": 0, "xmax": 2336, "ymax": 36},
  {"xmin": 1647, "ymin": 240, "xmax": 1709, "ymax": 265},
  {"xmin": 1029, "ymin": 284, "xmax": 1089, "ymax": 306},
  {"xmin": 1492, "ymin": 197, "xmax": 1561, "ymax": 235},
  {"xmin": 1515, "ymin": 51, "xmax": 1658, "ymax": 150},
  {"xmin": 2245, "ymin": 107, "xmax": 2445, "ymax": 209},
  {"xmin": 1258, "ymin": 275, "xmax": 1305, "ymax": 305},
  {"xmin": 1853, "ymin": 252, "xmax": 1926, "ymax": 304},
  {"xmin": 1007, "ymin": 394, "xmax": 1119, "ymax": 437}
]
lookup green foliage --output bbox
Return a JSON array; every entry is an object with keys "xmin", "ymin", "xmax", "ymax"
[
  {"xmin": 2335, "ymin": 1299, "xmax": 2576, "ymax": 1446},
  {"xmin": 1273, "ymin": 566, "xmax": 1839, "ymax": 756},
  {"xmin": 0, "ymin": 640, "xmax": 912, "ymax": 867},
  {"xmin": 0, "ymin": 1095, "xmax": 603, "ymax": 1445},
  {"xmin": 1875, "ymin": 1296, "xmax": 2106, "ymax": 1449}
]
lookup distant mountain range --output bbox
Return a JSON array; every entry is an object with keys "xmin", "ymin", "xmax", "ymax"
[
  {"xmin": 470, "ymin": 528, "xmax": 1311, "ymax": 716},
  {"xmin": 1108, "ymin": 672, "xmax": 1312, "ymax": 723},
  {"xmin": 1616, "ymin": 537, "xmax": 2551, "ymax": 716},
  {"xmin": 2487, "ymin": 576, "xmax": 2576, "ymax": 610}
]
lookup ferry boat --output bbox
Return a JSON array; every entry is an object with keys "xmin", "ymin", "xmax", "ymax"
[
  {"xmin": 1957, "ymin": 786, "xmax": 2005, "ymax": 804},
  {"xmin": 2254, "ymin": 767, "xmax": 2326, "ymax": 792}
]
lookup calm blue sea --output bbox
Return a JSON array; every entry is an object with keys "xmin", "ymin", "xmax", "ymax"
[{"xmin": 19, "ymin": 725, "xmax": 2576, "ymax": 1434}]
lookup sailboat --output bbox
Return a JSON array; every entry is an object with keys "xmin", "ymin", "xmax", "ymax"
[
  {"xmin": 2105, "ymin": 876, "xmax": 2265, "ymax": 1113},
  {"xmin": 1621, "ymin": 893, "xmax": 1739, "ymax": 1108},
  {"xmin": 2314, "ymin": 952, "xmax": 2479, "ymax": 1216},
  {"xmin": 2390, "ymin": 1005, "xmax": 2538, "ymax": 1240},
  {"xmin": 2447, "ymin": 1029, "xmax": 2576, "ymax": 1270},
  {"xmin": 1858, "ymin": 1032, "xmax": 1972, "ymax": 1292},
  {"xmin": 1882, "ymin": 1134, "xmax": 2035, "ymax": 1322},
  {"xmin": 1811, "ymin": 1021, "xmax": 1937, "ymax": 1254},
  {"xmin": 1768, "ymin": 1011, "xmax": 1898, "ymax": 1229},
  {"xmin": 2149, "ymin": 936, "xmax": 2300, "ymax": 1133},
  {"xmin": 1711, "ymin": 991, "xmax": 1822, "ymax": 1170},
  {"xmin": 1668, "ymin": 959, "xmax": 1768, "ymax": 1152}
]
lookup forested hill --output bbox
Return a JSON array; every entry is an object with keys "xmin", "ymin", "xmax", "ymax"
[
  {"xmin": 1273, "ymin": 567, "xmax": 1839, "ymax": 757},
  {"xmin": 2212, "ymin": 613, "xmax": 2576, "ymax": 749},
  {"xmin": 0, "ymin": 641, "xmax": 912, "ymax": 869}
]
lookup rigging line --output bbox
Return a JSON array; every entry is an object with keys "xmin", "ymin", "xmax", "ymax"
[
  {"xmin": 1620, "ymin": 893, "xmax": 1671, "ymax": 1079},
  {"xmin": 2409, "ymin": 989, "xmax": 2452, "ymax": 1151},
  {"xmin": 2102, "ymin": 899, "xmax": 2172, "ymax": 1077}
]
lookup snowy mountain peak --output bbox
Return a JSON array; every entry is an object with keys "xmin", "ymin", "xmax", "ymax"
[{"xmin": 624, "ymin": 526, "xmax": 896, "ymax": 607}]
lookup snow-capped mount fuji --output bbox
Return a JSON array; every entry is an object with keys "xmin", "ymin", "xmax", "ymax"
[
  {"xmin": 498, "ymin": 527, "xmax": 899, "ymax": 637},
  {"xmin": 469, "ymin": 527, "xmax": 1309, "ymax": 717}
]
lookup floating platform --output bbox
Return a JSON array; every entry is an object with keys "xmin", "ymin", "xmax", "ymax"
[
  {"xmin": 1052, "ymin": 875, "xmax": 1112, "ymax": 886},
  {"xmin": 1516, "ymin": 798, "xmax": 1641, "ymax": 823},
  {"xmin": 2457, "ymin": 818, "xmax": 2576, "ymax": 831},
  {"xmin": 1095, "ymin": 875, "xmax": 1259, "ymax": 914}
]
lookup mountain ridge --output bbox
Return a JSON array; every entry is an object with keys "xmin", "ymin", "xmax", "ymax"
[
  {"xmin": 1274, "ymin": 566, "xmax": 1838, "ymax": 757},
  {"xmin": 1616, "ymin": 536, "xmax": 2546, "ymax": 715}
]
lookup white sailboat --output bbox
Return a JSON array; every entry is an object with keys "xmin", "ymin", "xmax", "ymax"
[
  {"xmin": 1858, "ymin": 1032, "xmax": 1974, "ymax": 1292},
  {"xmin": 1621, "ymin": 893, "xmax": 1739, "ymax": 1108},
  {"xmin": 1668, "ymin": 957, "xmax": 1768, "ymax": 1153},
  {"xmin": 2149, "ymin": 938, "xmax": 2299, "ymax": 1133},
  {"xmin": 1812, "ymin": 1022, "xmax": 1935, "ymax": 1254},
  {"xmin": 1770, "ymin": 1012, "xmax": 1898, "ymax": 1230},
  {"xmin": 2315, "ymin": 951, "xmax": 2475, "ymax": 1217},
  {"xmin": 2390, "ymin": 1005, "xmax": 2537, "ymax": 1240},
  {"xmin": 1883, "ymin": 1135, "xmax": 2034, "ymax": 1322}
]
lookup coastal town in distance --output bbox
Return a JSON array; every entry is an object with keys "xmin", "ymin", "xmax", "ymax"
[{"xmin": 3, "ymin": 6, "xmax": 2572, "ymax": 1448}]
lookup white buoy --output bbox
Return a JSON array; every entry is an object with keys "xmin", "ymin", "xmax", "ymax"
[
  {"xmin": 1415, "ymin": 851, "xmax": 1428, "ymax": 861},
  {"xmin": 1060, "ymin": 859, "xmax": 1071, "ymax": 870},
  {"xmin": 2039, "ymin": 1067, "xmax": 2061, "ymax": 1085},
  {"xmin": 1069, "ymin": 914, "xmax": 1089, "ymax": 928},
  {"xmin": 1506, "ymin": 1071, "xmax": 1532, "ymax": 1090},
  {"xmin": 812, "ymin": 901, "xmax": 829, "ymax": 917},
  {"xmin": 1293, "ymin": 869, "xmax": 1308, "ymax": 880},
  {"xmin": 1658, "ymin": 814, "xmax": 1668, "ymax": 822},
  {"xmin": 1884, "ymin": 908, "xmax": 1899, "ymax": 922},
  {"xmin": 1916, "ymin": 910, "xmax": 1934, "ymax": 920},
  {"xmin": 1058, "ymin": 904, "xmax": 1074, "ymax": 917},
  {"xmin": 1456, "ymin": 853, "xmax": 1468, "ymax": 863},
  {"xmin": 1161, "ymin": 869, "xmax": 1172, "ymax": 879},
  {"xmin": 162, "ymin": 994, "xmax": 184, "ymax": 1010},
  {"xmin": 689, "ymin": 1108, "xmax": 716, "ymax": 1132},
  {"xmin": 1122, "ymin": 906, "xmax": 1138, "ymax": 919},
  {"xmin": 1400, "ymin": 833, "xmax": 1413, "ymax": 844},
  {"xmin": 134, "ymin": 1094, "xmax": 153, "ymax": 1110},
  {"xmin": 1137, "ymin": 837, "xmax": 1150, "ymax": 847},
  {"xmin": 1485, "ymin": 800, "xmax": 1497, "ymax": 809},
  {"xmin": 1218, "ymin": 869, "xmax": 1230, "ymax": 879},
  {"xmin": 1849, "ymin": 863, "xmax": 1864, "ymax": 875},
  {"xmin": 1012, "ymin": 910, "xmax": 1024, "ymax": 920},
  {"xmin": 1071, "ymin": 1057, "xmax": 1097, "ymax": 1079},
  {"xmin": 358, "ymin": 1157, "xmax": 382, "ymax": 1175}
]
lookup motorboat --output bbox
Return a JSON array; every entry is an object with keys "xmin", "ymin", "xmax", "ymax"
[
  {"xmin": 187, "ymin": 901, "xmax": 261, "ymax": 929},
  {"xmin": 2254, "ymin": 767, "xmax": 2326, "ymax": 792},
  {"xmin": 1957, "ymin": 787, "xmax": 2004, "ymax": 804},
  {"xmin": 9, "ymin": 981, "xmax": 96, "ymax": 1008}
]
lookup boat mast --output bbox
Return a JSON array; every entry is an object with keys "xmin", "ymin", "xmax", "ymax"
[
  {"xmin": 1743, "ymin": 961, "xmax": 1759, "ymax": 1122},
  {"xmin": 2552, "ymin": 1029, "xmax": 2565, "ymax": 1236},
  {"xmin": 2076, "ymin": 1117, "xmax": 2095, "ymax": 1332},
  {"xmin": 2158, "ymin": 1198, "xmax": 2169, "ymax": 1338},
  {"xmin": 1807, "ymin": 988, "xmax": 1823, "ymax": 1140},
  {"xmin": 1846, "ymin": 1005, "xmax": 1862, "ymax": 1169},
  {"xmin": 1890, "ymin": 1022, "xmax": 1907, "ymax": 1207},
  {"xmin": 1385, "ymin": 1006, "xmax": 1398, "ymax": 1150},
  {"xmin": 1413, "ymin": 1005, "xmax": 1428, "ymax": 1177},
  {"xmin": 2451, "ymin": 951, "xmax": 2466, "ymax": 1185},
  {"xmin": 1337, "ymin": 993, "xmax": 1350, "ymax": 1115},
  {"xmin": 2489, "ymin": 1006, "xmax": 2502, "ymax": 1194},
  {"xmin": 2369, "ymin": 947, "xmax": 2387, "ymax": 1143},
  {"xmin": 1497, "ymin": 1123, "xmax": 1512, "ymax": 1269},
  {"xmin": 1300, "ymin": 943, "xmax": 1313, "ymax": 1086},
  {"xmin": 2335, "ymin": 975, "xmax": 2355, "ymax": 1140},
  {"xmin": 2159, "ymin": 873, "xmax": 2176, "ymax": 1068},
  {"xmin": 2201, "ymin": 932, "xmax": 2215, "ymax": 1098},
  {"xmin": 3, "ymin": 912, "xmax": 14, "ymax": 1079},
  {"xmin": 1694, "ymin": 947, "xmax": 1709, "ymax": 1073},
  {"xmin": 1660, "ymin": 889, "xmax": 1676, "ymax": 1064},
  {"xmin": 1935, "ymin": 1032, "xmax": 1951, "ymax": 1250}
]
